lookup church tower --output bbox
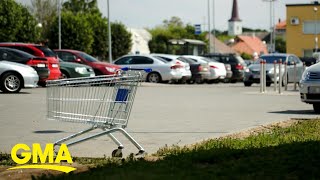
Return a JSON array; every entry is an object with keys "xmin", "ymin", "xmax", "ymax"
[{"xmin": 228, "ymin": 0, "xmax": 242, "ymax": 36}]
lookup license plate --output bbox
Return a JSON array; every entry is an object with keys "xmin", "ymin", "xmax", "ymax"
[
  {"xmin": 308, "ymin": 87, "xmax": 320, "ymax": 94},
  {"xmin": 51, "ymin": 64, "xmax": 59, "ymax": 68},
  {"xmin": 253, "ymin": 74, "xmax": 260, "ymax": 79}
]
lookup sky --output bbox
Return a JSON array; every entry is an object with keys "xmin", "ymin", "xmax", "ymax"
[{"xmin": 19, "ymin": 0, "xmax": 313, "ymax": 31}]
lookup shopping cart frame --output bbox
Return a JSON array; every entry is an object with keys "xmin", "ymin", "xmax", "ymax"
[{"xmin": 46, "ymin": 68, "xmax": 150, "ymax": 157}]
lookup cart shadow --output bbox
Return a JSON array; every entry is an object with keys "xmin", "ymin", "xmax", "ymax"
[
  {"xmin": 268, "ymin": 109, "xmax": 316, "ymax": 115},
  {"xmin": 33, "ymin": 130, "xmax": 64, "ymax": 134}
]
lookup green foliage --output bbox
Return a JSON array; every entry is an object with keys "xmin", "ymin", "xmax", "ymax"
[
  {"xmin": 47, "ymin": 11, "xmax": 94, "ymax": 53},
  {"xmin": 0, "ymin": 0, "xmax": 39, "ymax": 42},
  {"xmin": 275, "ymin": 37, "xmax": 286, "ymax": 53},
  {"xmin": 63, "ymin": 0, "xmax": 101, "ymax": 15},
  {"xmin": 148, "ymin": 17, "xmax": 206, "ymax": 54},
  {"xmin": 111, "ymin": 22, "xmax": 132, "ymax": 60},
  {"xmin": 241, "ymin": 52, "xmax": 253, "ymax": 60}
]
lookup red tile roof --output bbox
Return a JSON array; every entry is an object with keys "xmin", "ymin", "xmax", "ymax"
[
  {"xmin": 231, "ymin": 35, "xmax": 268, "ymax": 56},
  {"xmin": 276, "ymin": 20, "xmax": 286, "ymax": 30}
]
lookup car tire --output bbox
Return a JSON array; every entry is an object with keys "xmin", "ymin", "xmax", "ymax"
[
  {"xmin": 313, "ymin": 104, "xmax": 320, "ymax": 113},
  {"xmin": 147, "ymin": 72, "xmax": 161, "ymax": 83},
  {"xmin": 61, "ymin": 71, "xmax": 70, "ymax": 79},
  {"xmin": 244, "ymin": 82, "xmax": 252, "ymax": 87},
  {"xmin": 0, "ymin": 72, "xmax": 22, "ymax": 93}
]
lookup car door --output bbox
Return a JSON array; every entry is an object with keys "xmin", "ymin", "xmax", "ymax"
[
  {"xmin": 293, "ymin": 55, "xmax": 304, "ymax": 82},
  {"xmin": 286, "ymin": 56, "xmax": 295, "ymax": 83},
  {"xmin": 56, "ymin": 51, "xmax": 77, "ymax": 63}
]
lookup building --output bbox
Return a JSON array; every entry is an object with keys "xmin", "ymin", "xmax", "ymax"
[
  {"xmin": 206, "ymin": 34, "xmax": 236, "ymax": 54},
  {"xmin": 286, "ymin": 1, "xmax": 320, "ymax": 57},
  {"xmin": 228, "ymin": 0, "xmax": 242, "ymax": 36},
  {"xmin": 231, "ymin": 35, "xmax": 268, "ymax": 57}
]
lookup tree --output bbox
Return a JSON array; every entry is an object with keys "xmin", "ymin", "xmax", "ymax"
[
  {"xmin": 29, "ymin": 0, "xmax": 58, "ymax": 41},
  {"xmin": 0, "ymin": 0, "xmax": 39, "ymax": 42},
  {"xmin": 275, "ymin": 37, "xmax": 286, "ymax": 53},
  {"xmin": 47, "ymin": 11, "xmax": 94, "ymax": 53},
  {"xmin": 63, "ymin": 0, "xmax": 100, "ymax": 15},
  {"xmin": 110, "ymin": 22, "xmax": 132, "ymax": 60},
  {"xmin": 148, "ymin": 17, "xmax": 206, "ymax": 53}
]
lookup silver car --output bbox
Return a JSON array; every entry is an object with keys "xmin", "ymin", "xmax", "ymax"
[
  {"xmin": 300, "ymin": 63, "xmax": 320, "ymax": 113},
  {"xmin": 0, "ymin": 61, "xmax": 39, "ymax": 93},
  {"xmin": 114, "ymin": 55, "xmax": 182, "ymax": 83},
  {"xmin": 244, "ymin": 53, "xmax": 304, "ymax": 87}
]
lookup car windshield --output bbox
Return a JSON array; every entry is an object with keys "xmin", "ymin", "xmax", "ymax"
[
  {"xmin": 257, "ymin": 56, "xmax": 286, "ymax": 64},
  {"xmin": 200, "ymin": 57, "xmax": 218, "ymax": 63},
  {"xmin": 35, "ymin": 46, "xmax": 56, "ymax": 57},
  {"xmin": 78, "ymin": 52, "xmax": 99, "ymax": 62}
]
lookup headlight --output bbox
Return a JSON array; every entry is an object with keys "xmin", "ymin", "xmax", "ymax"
[
  {"xmin": 245, "ymin": 68, "xmax": 250, "ymax": 73},
  {"xmin": 75, "ymin": 67, "xmax": 87, "ymax": 74},
  {"xmin": 105, "ymin": 67, "xmax": 116, "ymax": 72},
  {"xmin": 301, "ymin": 70, "xmax": 309, "ymax": 81}
]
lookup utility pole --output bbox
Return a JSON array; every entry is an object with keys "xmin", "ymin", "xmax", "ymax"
[
  {"xmin": 263, "ymin": 0, "xmax": 277, "ymax": 53},
  {"xmin": 207, "ymin": 0, "xmax": 211, "ymax": 53},
  {"xmin": 108, "ymin": 0, "xmax": 113, "ymax": 63},
  {"xmin": 212, "ymin": 0, "xmax": 215, "ymax": 53},
  {"xmin": 58, "ymin": 0, "xmax": 61, "ymax": 49}
]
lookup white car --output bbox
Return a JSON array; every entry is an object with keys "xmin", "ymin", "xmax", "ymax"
[
  {"xmin": 182, "ymin": 55, "xmax": 227, "ymax": 83},
  {"xmin": 151, "ymin": 54, "xmax": 192, "ymax": 83},
  {"xmin": 113, "ymin": 55, "xmax": 182, "ymax": 83},
  {"xmin": 0, "ymin": 61, "xmax": 39, "ymax": 93},
  {"xmin": 300, "ymin": 62, "xmax": 320, "ymax": 113}
]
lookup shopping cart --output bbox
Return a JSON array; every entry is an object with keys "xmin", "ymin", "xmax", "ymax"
[{"xmin": 46, "ymin": 68, "xmax": 150, "ymax": 157}]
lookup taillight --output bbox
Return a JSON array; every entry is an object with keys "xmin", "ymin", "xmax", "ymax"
[
  {"xmin": 198, "ymin": 66, "xmax": 203, "ymax": 71},
  {"xmin": 210, "ymin": 65, "xmax": 218, "ymax": 69},
  {"xmin": 52, "ymin": 64, "xmax": 59, "ymax": 68},
  {"xmin": 171, "ymin": 64, "xmax": 183, "ymax": 69},
  {"xmin": 235, "ymin": 63, "xmax": 244, "ymax": 70}
]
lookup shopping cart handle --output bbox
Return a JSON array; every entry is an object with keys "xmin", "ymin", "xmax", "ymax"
[{"xmin": 121, "ymin": 67, "xmax": 152, "ymax": 73}]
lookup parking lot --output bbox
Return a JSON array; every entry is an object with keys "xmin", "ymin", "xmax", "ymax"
[{"xmin": 0, "ymin": 83, "xmax": 318, "ymax": 157}]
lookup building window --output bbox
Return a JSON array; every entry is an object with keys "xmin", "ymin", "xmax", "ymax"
[{"xmin": 303, "ymin": 21, "xmax": 320, "ymax": 34}]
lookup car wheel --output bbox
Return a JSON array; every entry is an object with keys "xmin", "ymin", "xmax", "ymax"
[
  {"xmin": 147, "ymin": 72, "xmax": 161, "ymax": 83},
  {"xmin": 244, "ymin": 82, "xmax": 252, "ymax": 87},
  {"xmin": 230, "ymin": 79, "xmax": 237, "ymax": 83},
  {"xmin": 61, "ymin": 71, "xmax": 69, "ymax": 79},
  {"xmin": 0, "ymin": 72, "xmax": 22, "ymax": 93},
  {"xmin": 187, "ymin": 79, "xmax": 195, "ymax": 84},
  {"xmin": 313, "ymin": 104, "xmax": 320, "ymax": 113}
]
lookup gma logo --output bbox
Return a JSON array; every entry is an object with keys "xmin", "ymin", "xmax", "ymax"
[{"xmin": 7, "ymin": 143, "xmax": 76, "ymax": 173}]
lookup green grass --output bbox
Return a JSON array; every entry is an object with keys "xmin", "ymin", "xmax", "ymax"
[{"xmin": 5, "ymin": 119, "xmax": 320, "ymax": 179}]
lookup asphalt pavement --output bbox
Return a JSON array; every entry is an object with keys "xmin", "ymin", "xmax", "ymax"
[{"xmin": 0, "ymin": 83, "xmax": 318, "ymax": 157}]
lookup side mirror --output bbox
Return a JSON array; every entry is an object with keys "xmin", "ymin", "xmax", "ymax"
[{"xmin": 75, "ymin": 58, "xmax": 82, "ymax": 63}]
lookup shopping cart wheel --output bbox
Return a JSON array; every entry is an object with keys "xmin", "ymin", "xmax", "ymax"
[{"xmin": 112, "ymin": 149, "xmax": 123, "ymax": 158}]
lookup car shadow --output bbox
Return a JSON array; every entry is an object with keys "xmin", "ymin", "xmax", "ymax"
[
  {"xmin": 268, "ymin": 109, "xmax": 316, "ymax": 115},
  {"xmin": 33, "ymin": 130, "xmax": 64, "ymax": 134},
  {"xmin": 0, "ymin": 92, "xmax": 31, "ymax": 94}
]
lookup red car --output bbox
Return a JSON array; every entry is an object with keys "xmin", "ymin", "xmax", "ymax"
[
  {"xmin": 0, "ymin": 43, "xmax": 61, "ymax": 82},
  {"xmin": 54, "ymin": 49, "xmax": 120, "ymax": 75}
]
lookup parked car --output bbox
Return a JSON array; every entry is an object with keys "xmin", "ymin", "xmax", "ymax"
[
  {"xmin": 244, "ymin": 53, "xmax": 304, "ymax": 87},
  {"xmin": 58, "ymin": 58, "xmax": 95, "ymax": 79},
  {"xmin": 176, "ymin": 56, "xmax": 210, "ymax": 84},
  {"xmin": 0, "ymin": 61, "xmax": 38, "ymax": 93},
  {"xmin": 54, "ymin": 49, "xmax": 120, "ymax": 75},
  {"xmin": 0, "ymin": 47, "xmax": 49, "ymax": 85},
  {"xmin": 300, "ymin": 61, "xmax": 320, "ymax": 113},
  {"xmin": 150, "ymin": 54, "xmax": 192, "ymax": 83},
  {"xmin": 0, "ymin": 43, "xmax": 61, "ymax": 82},
  {"xmin": 203, "ymin": 53, "xmax": 247, "ymax": 83},
  {"xmin": 113, "ymin": 54, "xmax": 182, "ymax": 83},
  {"xmin": 182, "ymin": 55, "xmax": 228, "ymax": 83}
]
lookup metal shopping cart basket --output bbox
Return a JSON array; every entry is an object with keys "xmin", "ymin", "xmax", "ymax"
[{"xmin": 46, "ymin": 68, "xmax": 150, "ymax": 157}]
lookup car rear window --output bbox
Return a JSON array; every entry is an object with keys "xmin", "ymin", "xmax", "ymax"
[
  {"xmin": 259, "ymin": 56, "xmax": 286, "ymax": 64},
  {"xmin": 35, "ymin": 46, "xmax": 56, "ymax": 57},
  {"xmin": 153, "ymin": 56, "xmax": 168, "ymax": 63}
]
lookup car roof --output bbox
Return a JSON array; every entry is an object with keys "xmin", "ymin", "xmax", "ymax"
[
  {"xmin": 54, "ymin": 49, "xmax": 83, "ymax": 53},
  {"xmin": 0, "ymin": 42, "xmax": 42, "ymax": 46}
]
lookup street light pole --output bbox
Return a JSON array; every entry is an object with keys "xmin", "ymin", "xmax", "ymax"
[
  {"xmin": 58, "ymin": 0, "xmax": 61, "ymax": 49},
  {"xmin": 314, "ymin": 7, "xmax": 318, "ymax": 53},
  {"xmin": 107, "ymin": 0, "xmax": 113, "ymax": 63},
  {"xmin": 207, "ymin": 0, "xmax": 211, "ymax": 53},
  {"xmin": 263, "ymin": 0, "xmax": 277, "ymax": 53},
  {"xmin": 212, "ymin": 0, "xmax": 215, "ymax": 53}
]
